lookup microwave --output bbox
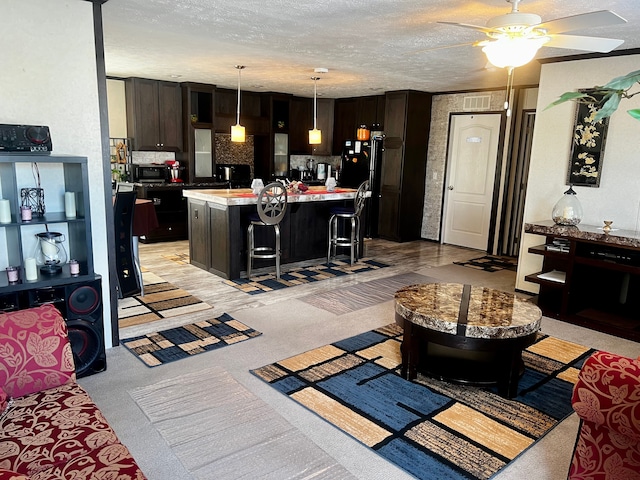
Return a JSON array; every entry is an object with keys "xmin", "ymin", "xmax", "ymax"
[{"xmin": 132, "ymin": 164, "xmax": 169, "ymax": 183}]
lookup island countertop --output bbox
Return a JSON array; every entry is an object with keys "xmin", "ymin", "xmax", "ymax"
[{"xmin": 183, "ymin": 186, "xmax": 359, "ymax": 206}]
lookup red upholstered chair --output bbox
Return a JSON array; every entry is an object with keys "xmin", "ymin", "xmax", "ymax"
[{"xmin": 568, "ymin": 350, "xmax": 640, "ymax": 480}]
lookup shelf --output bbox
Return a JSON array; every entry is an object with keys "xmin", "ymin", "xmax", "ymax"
[
  {"xmin": 528, "ymin": 244, "xmax": 570, "ymax": 258},
  {"xmin": 0, "ymin": 154, "xmax": 94, "ymax": 295},
  {"xmin": 525, "ymin": 271, "xmax": 566, "ymax": 288},
  {"xmin": 574, "ymin": 255, "xmax": 640, "ymax": 275}
]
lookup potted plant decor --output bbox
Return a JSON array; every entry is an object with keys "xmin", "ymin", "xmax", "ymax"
[{"xmin": 547, "ymin": 69, "xmax": 640, "ymax": 121}]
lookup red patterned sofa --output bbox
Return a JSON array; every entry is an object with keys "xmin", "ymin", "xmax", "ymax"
[
  {"xmin": 569, "ymin": 350, "xmax": 640, "ymax": 480},
  {"xmin": 0, "ymin": 304, "xmax": 146, "ymax": 480}
]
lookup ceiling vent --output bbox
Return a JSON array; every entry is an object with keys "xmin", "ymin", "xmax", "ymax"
[{"xmin": 463, "ymin": 95, "xmax": 491, "ymax": 111}]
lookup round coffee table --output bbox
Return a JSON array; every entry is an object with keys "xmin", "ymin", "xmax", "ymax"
[{"xmin": 395, "ymin": 283, "xmax": 542, "ymax": 398}]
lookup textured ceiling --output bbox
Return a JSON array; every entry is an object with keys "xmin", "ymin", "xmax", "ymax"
[{"xmin": 102, "ymin": 0, "xmax": 640, "ymax": 98}]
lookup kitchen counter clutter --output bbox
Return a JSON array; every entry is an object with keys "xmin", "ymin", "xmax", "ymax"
[
  {"xmin": 523, "ymin": 220, "xmax": 640, "ymax": 341},
  {"xmin": 183, "ymin": 186, "xmax": 363, "ymax": 279},
  {"xmin": 183, "ymin": 185, "xmax": 360, "ymax": 206}
]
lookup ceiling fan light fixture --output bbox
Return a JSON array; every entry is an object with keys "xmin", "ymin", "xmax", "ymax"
[{"xmin": 482, "ymin": 36, "xmax": 548, "ymax": 68}]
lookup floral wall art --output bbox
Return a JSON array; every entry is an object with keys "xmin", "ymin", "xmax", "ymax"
[{"xmin": 567, "ymin": 90, "xmax": 610, "ymax": 187}]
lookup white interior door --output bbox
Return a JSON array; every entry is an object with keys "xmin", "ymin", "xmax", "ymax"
[{"xmin": 443, "ymin": 114, "xmax": 501, "ymax": 250}]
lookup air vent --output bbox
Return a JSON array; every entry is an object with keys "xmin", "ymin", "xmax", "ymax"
[{"xmin": 463, "ymin": 95, "xmax": 491, "ymax": 111}]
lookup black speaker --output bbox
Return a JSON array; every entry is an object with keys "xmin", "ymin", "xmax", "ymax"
[{"xmin": 28, "ymin": 278, "xmax": 106, "ymax": 378}]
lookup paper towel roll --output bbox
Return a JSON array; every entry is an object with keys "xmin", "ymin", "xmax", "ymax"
[
  {"xmin": 0, "ymin": 199, "xmax": 11, "ymax": 223},
  {"xmin": 64, "ymin": 192, "xmax": 76, "ymax": 218},
  {"xmin": 25, "ymin": 257, "xmax": 38, "ymax": 281}
]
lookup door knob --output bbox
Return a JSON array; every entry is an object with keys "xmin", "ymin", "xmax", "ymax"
[{"xmin": 448, "ymin": 185, "xmax": 454, "ymax": 190}]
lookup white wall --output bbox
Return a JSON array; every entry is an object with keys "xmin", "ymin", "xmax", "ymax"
[
  {"xmin": 1, "ymin": 0, "xmax": 113, "ymax": 346},
  {"xmin": 516, "ymin": 55, "xmax": 640, "ymax": 292}
]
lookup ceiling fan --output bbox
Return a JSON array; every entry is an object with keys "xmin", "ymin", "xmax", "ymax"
[
  {"xmin": 438, "ymin": 0, "xmax": 627, "ymax": 69},
  {"xmin": 433, "ymin": 0, "xmax": 627, "ymax": 115}
]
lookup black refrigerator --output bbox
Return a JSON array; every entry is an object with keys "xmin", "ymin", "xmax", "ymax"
[{"xmin": 340, "ymin": 134, "xmax": 383, "ymax": 237}]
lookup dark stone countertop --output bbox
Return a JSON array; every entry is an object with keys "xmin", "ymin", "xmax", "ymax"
[{"xmin": 524, "ymin": 220, "xmax": 640, "ymax": 249}]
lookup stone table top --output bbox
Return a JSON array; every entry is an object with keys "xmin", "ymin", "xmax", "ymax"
[{"xmin": 395, "ymin": 283, "xmax": 541, "ymax": 339}]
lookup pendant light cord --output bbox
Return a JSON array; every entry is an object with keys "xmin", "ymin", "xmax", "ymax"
[
  {"xmin": 312, "ymin": 76, "xmax": 319, "ymax": 129},
  {"xmin": 504, "ymin": 66, "xmax": 515, "ymax": 117},
  {"xmin": 235, "ymin": 65, "xmax": 244, "ymax": 125}
]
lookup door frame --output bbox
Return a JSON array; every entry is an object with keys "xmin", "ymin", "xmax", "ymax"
[{"xmin": 440, "ymin": 111, "xmax": 508, "ymax": 252}]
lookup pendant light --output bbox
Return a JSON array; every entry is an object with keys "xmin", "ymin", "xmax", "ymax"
[
  {"xmin": 231, "ymin": 65, "xmax": 245, "ymax": 143},
  {"xmin": 309, "ymin": 75, "xmax": 322, "ymax": 145}
]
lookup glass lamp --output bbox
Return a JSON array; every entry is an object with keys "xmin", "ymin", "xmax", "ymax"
[
  {"xmin": 552, "ymin": 186, "xmax": 583, "ymax": 226},
  {"xmin": 482, "ymin": 36, "xmax": 549, "ymax": 69}
]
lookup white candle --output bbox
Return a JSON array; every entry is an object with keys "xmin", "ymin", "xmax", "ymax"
[
  {"xmin": 64, "ymin": 192, "xmax": 76, "ymax": 218},
  {"xmin": 25, "ymin": 257, "xmax": 38, "ymax": 281},
  {"xmin": 41, "ymin": 239, "xmax": 58, "ymax": 259},
  {"xmin": 0, "ymin": 199, "xmax": 11, "ymax": 223}
]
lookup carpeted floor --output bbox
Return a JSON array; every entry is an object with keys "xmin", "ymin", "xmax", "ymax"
[
  {"xmin": 453, "ymin": 255, "xmax": 518, "ymax": 272},
  {"xmin": 299, "ymin": 272, "xmax": 435, "ymax": 315},
  {"xmin": 118, "ymin": 272, "xmax": 212, "ymax": 328},
  {"xmin": 224, "ymin": 258, "xmax": 389, "ymax": 294},
  {"xmin": 130, "ymin": 366, "xmax": 355, "ymax": 479},
  {"xmin": 121, "ymin": 313, "xmax": 261, "ymax": 367},
  {"xmin": 252, "ymin": 323, "xmax": 594, "ymax": 480}
]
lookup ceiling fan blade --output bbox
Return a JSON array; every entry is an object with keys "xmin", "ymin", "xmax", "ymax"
[
  {"xmin": 537, "ymin": 10, "xmax": 627, "ymax": 34},
  {"xmin": 437, "ymin": 21, "xmax": 493, "ymax": 34},
  {"xmin": 545, "ymin": 34, "xmax": 624, "ymax": 53}
]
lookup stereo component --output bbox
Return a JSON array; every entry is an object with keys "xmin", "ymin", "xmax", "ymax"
[{"xmin": 0, "ymin": 124, "xmax": 52, "ymax": 152}]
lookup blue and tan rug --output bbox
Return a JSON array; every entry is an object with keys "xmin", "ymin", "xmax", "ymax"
[
  {"xmin": 122, "ymin": 313, "xmax": 261, "ymax": 367},
  {"xmin": 252, "ymin": 324, "xmax": 594, "ymax": 480},
  {"xmin": 118, "ymin": 271, "xmax": 212, "ymax": 328},
  {"xmin": 225, "ymin": 258, "xmax": 389, "ymax": 294}
]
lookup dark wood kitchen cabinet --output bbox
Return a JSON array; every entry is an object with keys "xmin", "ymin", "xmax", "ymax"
[
  {"xmin": 125, "ymin": 77, "xmax": 183, "ymax": 151},
  {"xmin": 289, "ymin": 97, "xmax": 334, "ymax": 156},
  {"xmin": 332, "ymin": 95, "xmax": 385, "ymax": 154},
  {"xmin": 377, "ymin": 90, "xmax": 431, "ymax": 242},
  {"xmin": 289, "ymin": 97, "xmax": 312, "ymax": 154}
]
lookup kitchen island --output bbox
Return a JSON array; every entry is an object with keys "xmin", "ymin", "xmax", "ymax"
[{"xmin": 183, "ymin": 186, "xmax": 362, "ymax": 279}]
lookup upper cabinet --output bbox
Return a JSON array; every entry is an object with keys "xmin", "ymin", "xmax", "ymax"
[
  {"xmin": 125, "ymin": 78, "xmax": 183, "ymax": 151},
  {"xmin": 214, "ymin": 88, "xmax": 268, "ymax": 136},
  {"xmin": 289, "ymin": 97, "xmax": 334, "ymax": 156},
  {"xmin": 182, "ymin": 82, "xmax": 215, "ymax": 183},
  {"xmin": 332, "ymin": 95, "xmax": 385, "ymax": 154},
  {"xmin": 289, "ymin": 97, "xmax": 312, "ymax": 155}
]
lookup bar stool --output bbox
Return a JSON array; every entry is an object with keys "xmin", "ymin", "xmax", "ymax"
[
  {"xmin": 247, "ymin": 182, "xmax": 288, "ymax": 279},
  {"xmin": 327, "ymin": 180, "xmax": 369, "ymax": 265}
]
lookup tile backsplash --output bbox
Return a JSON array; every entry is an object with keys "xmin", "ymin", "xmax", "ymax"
[{"xmin": 131, "ymin": 151, "xmax": 175, "ymax": 164}]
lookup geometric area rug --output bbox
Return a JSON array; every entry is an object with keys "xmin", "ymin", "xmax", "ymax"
[
  {"xmin": 224, "ymin": 258, "xmax": 389, "ymax": 294},
  {"xmin": 121, "ymin": 312, "xmax": 262, "ymax": 367},
  {"xmin": 118, "ymin": 272, "xmax": 212, "ymax": 328},
  {"xmin": 252, "ymin": 324, "xmax": 595, "ymax": 480}
]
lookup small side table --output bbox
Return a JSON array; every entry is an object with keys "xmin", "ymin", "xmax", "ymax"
[{"xmin": 395, "ymin": 283, "xmax": 542, "ymax": 398}]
